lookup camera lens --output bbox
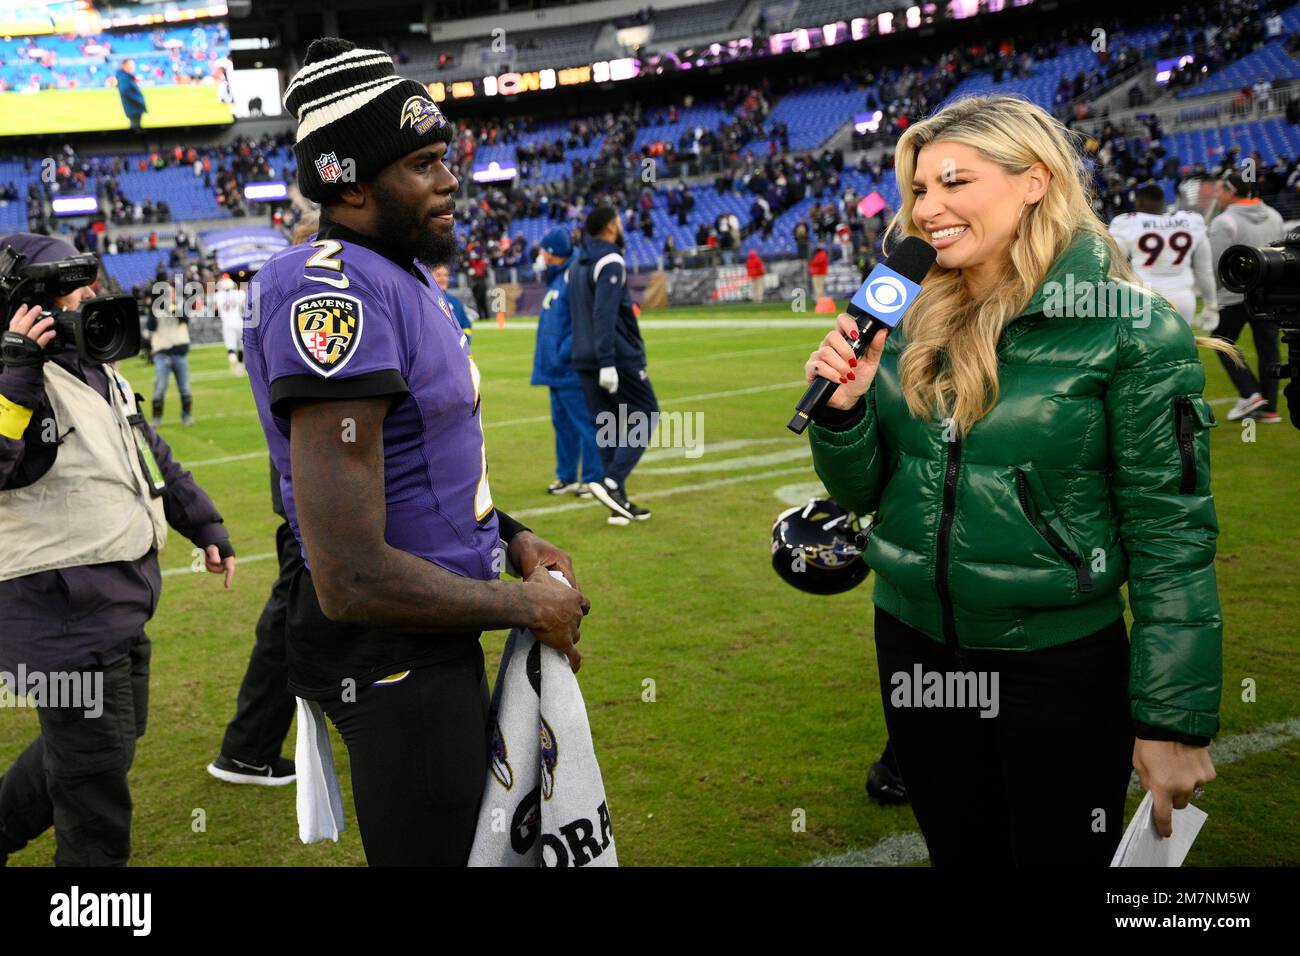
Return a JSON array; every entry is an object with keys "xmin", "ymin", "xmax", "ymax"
[
  {"xmin": 1219, "ymin": 245, "xmax": 1261, "ymax": 293},
  {"xmin": 84, "ymin": 313, "xmax": 122, "ymax": 358}
]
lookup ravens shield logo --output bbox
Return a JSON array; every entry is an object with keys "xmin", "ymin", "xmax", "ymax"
[{"xmin": 290, "ymin": 293, "xmax": 362, "ymax": 376}]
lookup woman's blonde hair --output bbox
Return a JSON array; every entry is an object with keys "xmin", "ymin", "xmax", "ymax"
[
  {"xmin": 884, "ymin": 95, "xmax": 1233, "ymax": 434},
  {"xmin": 291, "ymin": 208, "xmax": 320, "ymax": 245}
]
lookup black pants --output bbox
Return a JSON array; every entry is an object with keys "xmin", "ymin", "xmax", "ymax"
[
  {"xmin": 1215, "ymin": 303, "xmax": 1281, "ymax": 411},
  {"xmin": 874, "ymin": 608, "xmax": 1133, "ymax": 867},
  {"xmin": 577, "ymin": 366, "xmax": 660, "ymax": 487},
  {"xmin": 219, "ymin": 521, "xmax": 299, "ymax": 764},
  {"xmin": 0, "ymin": 634, "xmax": 150, "ymax": 866},
  {"xmin": 318, "ymin": 646, "xmax": 490, "ymax": 866}
]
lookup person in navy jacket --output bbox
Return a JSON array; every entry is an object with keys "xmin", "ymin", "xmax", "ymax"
[
  {"xmin": 531, "ymin": 228, "xmax": 601, "ymax": 497},
  {"xmin": 567, "ymin": 206, "xmax": 657, "ymax": 524},
  {"xmin": 115, "ymin": 58, "xmax": 147, "ymax": 132}
]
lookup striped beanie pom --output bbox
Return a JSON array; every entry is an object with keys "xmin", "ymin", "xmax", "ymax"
[{"xmin": 286, "ymin": 37, "xmax": 453, "ymax": 204}]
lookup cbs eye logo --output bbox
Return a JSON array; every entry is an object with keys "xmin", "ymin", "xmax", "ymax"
[{"xmin": 865, "ymin": 276, "xmax": 908, "ymax": 314}]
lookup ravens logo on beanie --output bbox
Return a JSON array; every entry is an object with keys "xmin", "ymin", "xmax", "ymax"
[{"xmin": 284, "ymin": 37, "xmax": 453, "ymax": 204}]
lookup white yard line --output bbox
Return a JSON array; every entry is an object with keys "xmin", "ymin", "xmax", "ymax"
[
  {"xmin": 808, "ymin": 716, "xmax": 1300, "ymax": 867},
  {"xmin": 161, "ymin": 464, "xmax": 816, "ymax": 575},
  {"xmin": 638, "ymin": 447, "xmax": 810, "ymax": 476},
  {"xmin": 160, "ymin": 550, "xmax": 277, "ymax": 577},
  {"xmin": 183, "ymin": 450, "xmax": 266, "ymax": 468},
  {"xmin": 482, "ymin": 380, "xmax": 805, "ymax": 429},
  {"xmin": 508, "ymin": 464, "xmax": 813, "ymax": 519},
  {"xmin": 640, "ymin": 437, "xmax": 786, "ymax": 462},
  {"xmin": 475, "ymin": 318, "xmax": 832, "ymax": 331}
]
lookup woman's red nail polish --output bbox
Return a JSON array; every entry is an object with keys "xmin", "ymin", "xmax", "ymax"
[
  {"xmin": 849, "ymin": 329, "xmax": 859, "ymax": 340},
  {"xmin": 847, "ymin": 372, "xmax": 856, "ymax": 381},
  {"xmin": 849, "ymin": 358, "xmax": 858, "ymax": 367},
  {"xmin": 839, "ymin": 376, "xmax": 847, "ymax": 384}
]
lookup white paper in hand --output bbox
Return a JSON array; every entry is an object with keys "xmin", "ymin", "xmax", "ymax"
[{"xmin": 1110, "ymin": 791, "xmax": 1207, "ymax": 867}]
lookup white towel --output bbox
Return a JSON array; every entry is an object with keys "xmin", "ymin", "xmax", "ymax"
[
  {"xmin": 469, "ymin": 574, "xmax": 617, "ymax": 867},
  {"xmin": 294, "ymin": 696, "xmax": 345, "ymax": 844}
]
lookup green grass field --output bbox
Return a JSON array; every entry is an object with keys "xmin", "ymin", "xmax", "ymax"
[
  {"xmin": 0, "ymin": 86, "xmax": 232, "ymax": 136},
  {"xmin": 3, "ymin": 300, "xmax": 1298, "ymax": 866}
]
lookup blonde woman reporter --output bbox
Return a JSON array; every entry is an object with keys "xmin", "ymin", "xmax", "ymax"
[{"xmin": 803, "ymin": 96, "xmax": 1221, "ymax": 866}]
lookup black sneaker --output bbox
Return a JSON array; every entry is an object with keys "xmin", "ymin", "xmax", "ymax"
[
  {"xmin": 589, "ymin": 478, "xmax": 650, "ymax": 523},
  {"xmin": 207, "ymin": 754, "xmax": 296, "ymax": 786},
  {"xmin": 866, "ymin": 756, "xmax": 908, "ymax": 805},
  {"xmin": 607, "ymin": 502, "xmax": 651, "ymax": 526}
]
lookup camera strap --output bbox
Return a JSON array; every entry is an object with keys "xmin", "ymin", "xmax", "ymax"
[{"xmin": 110, "ymin": 371, "xmax": 166, "ymax": 497}]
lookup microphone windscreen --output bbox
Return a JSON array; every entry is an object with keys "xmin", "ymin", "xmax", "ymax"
[{"xmin": 884, "ymin": 235, "xmax": 938, "ymax": 283}]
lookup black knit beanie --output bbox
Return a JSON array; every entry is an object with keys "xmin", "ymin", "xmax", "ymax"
[{"xmin": 284, "ymin": 37, "xmax": 454, "ymax": 204}]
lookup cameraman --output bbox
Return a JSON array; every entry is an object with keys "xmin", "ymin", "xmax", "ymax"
[
  {"xmin": 1209, "ymin": 170, "xmax": 1286, "ymax": 424},
  {"xmin": 0, "ymin": 233, "xmax": 235, "ymax": 866}
]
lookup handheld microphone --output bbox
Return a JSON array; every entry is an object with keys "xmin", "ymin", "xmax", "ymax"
[{"xmin": 787, "ymin": 236, "xmax": 936, "ymax": 434}]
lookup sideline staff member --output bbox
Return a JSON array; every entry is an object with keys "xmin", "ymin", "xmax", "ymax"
[
  {"xmin": 0, "ymin": 233, "xmax": 234, "ymax": 866},
  {"xmin": 804, "ymin": 97, "xmax": 1221, "ymax": 866}
]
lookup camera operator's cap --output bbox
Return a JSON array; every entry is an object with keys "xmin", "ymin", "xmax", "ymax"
[
  {"xmin": 539, "ymin": 228, "xmax": 572, "ymax": 258},
  {"xmin": 0, "ymin": 232, "xmax": 81, "ymax": 268},
  {"xmin": 1219, "ymin": 170, "xmax": 1258, "ymax": 198},
  {"xmin": 284, "ymin": 37, "xmax": 453, "ymax": 204}
]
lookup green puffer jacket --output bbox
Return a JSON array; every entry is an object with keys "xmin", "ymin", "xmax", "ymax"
[{"xmin": 808, "ymin": 231, "xmax": 1222, "ymax": 741}]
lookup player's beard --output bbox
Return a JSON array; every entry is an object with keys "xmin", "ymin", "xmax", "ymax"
[{"xmin": 371, "ymin": 181, "xmax": 457, "ymax": 267}]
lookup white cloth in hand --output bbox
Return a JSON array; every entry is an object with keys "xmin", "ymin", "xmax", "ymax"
[{"xmin": 598, "ymin": 366, "xmax": 619, "ymax": 393}]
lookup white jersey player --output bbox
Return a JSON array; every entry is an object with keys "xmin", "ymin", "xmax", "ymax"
[
  {"xmin": 1108, "ymin": 184, "xmax": 1218, "ymax": 330},
  {"xmin": 212, "ymin": 276, "xmax": 248, "ymax": 374}
]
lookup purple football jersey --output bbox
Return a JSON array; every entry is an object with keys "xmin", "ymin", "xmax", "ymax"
[{"xmin": 245, "ymin": 232, "xmax": 499, "ymax": 580}]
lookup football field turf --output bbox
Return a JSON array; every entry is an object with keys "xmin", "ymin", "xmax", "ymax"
[
  {"xmin": 0, "ymin": 87, "xmax": 233, "ymax": 137},
  {"xmin": 2, "ymin": 300, "xmax": 1298, "ymax": 866}
]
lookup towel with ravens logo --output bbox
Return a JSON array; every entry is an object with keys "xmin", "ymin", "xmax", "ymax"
[
  {"xmin": 469, "ymin": 574, "xmax": 617, "ymax": 868},
  {"xmin": 242, "ymin": 216, "xmax": 499, "ymax": 697}
]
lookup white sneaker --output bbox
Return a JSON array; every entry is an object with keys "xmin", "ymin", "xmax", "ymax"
[{"xmin": 1227, "ymin": 393, "xmax": 1267, "ymax": 421}]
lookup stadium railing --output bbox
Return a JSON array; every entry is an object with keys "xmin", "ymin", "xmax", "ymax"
[{"xmin": 1073, "ymin": 79, "xmax": 1300, "ymax": 138}]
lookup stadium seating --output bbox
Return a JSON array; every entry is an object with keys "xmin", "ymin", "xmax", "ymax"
[
  {"xmin": 1162, "ymin": 118, "xmax": 1300, "ymax": 168},
  {"xmin": 1176, "ymin": 3, "xmax": 1300, "ymax": 98},
  {"xmin": 99, "ymin": 249, "xmax": 175, "ymax": 291},
  {"xmin": 0, "ymin": 23, "xmax": 228, "ymax": 91},
  {"xmin": 647, "ymin": 1, "xmax": 742, "ymax": 45},
  {"xmin": 744, "ymin": 82, "xmax": 866, "ymax": 153},
  {"xmin": 631, "ymin": 102, "xmax": 732, "ymax": 152},
  {"xmin": 113, "ymin": 165, "xmax": 229, "ymax": 221},
  {"xmin": 789, "ymin": 0, "xmax": 905, "ymax": 24},
  {"xmin": 0, "ymin": 160, "xmax": 30, "ymax": 232},
  {"xmin": 939, "ymin": 25, "xmax": 1169, "ymax": 112}
]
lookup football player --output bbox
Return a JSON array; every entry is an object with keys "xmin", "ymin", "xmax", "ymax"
[
  {"xmin": 1108, "ymin": 182, "xmax": 1218, "ymax": 330},
  {"xmin": 244, "ymin": 38, "xmax": 588, "ymax": 866},
  {"xmin": 212, "ymin": 275, "xmax": 247, "ymax": 375}
]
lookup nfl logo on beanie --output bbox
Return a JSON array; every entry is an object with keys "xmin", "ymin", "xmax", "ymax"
[
  {"xmin": 284, "ymin": 38, "xmax": 453, "ymax": 203},
  {"xmin": 314, "ymin": 152, "xmax": 343, "ymax": 184}
]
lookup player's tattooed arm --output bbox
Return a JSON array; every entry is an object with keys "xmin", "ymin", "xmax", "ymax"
[{"xmin": 290, "ymin": 396, "xmax": 588, "ymax": 662}]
